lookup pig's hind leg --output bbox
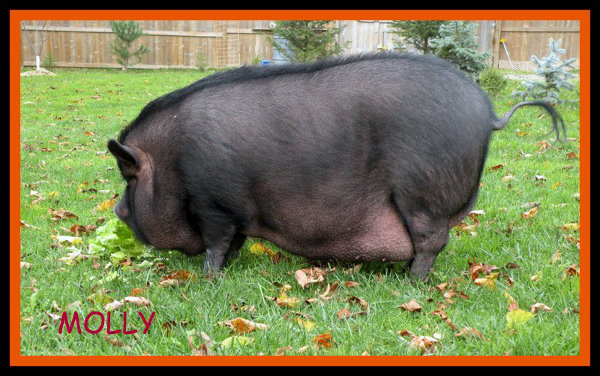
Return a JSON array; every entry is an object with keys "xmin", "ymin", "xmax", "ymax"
[{"xmin": 393, "ymin": 201, "xmax": 450, "ymax": 280}]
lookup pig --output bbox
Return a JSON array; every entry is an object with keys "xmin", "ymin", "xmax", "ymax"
[{"xmin": 108, "ymin": 52, "xmax": 565, "ymax": 279}]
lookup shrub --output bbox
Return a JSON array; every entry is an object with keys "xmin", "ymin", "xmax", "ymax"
[
  {"xmin": 389, "ymin": 21, "xmax": 447, "ymax": 54},
  {"xmin": 109, "ymin": 21, "xmax": 150, "ymax": 71},
  {"xmin": 479, "ymin": 68, "xmax": 508, "ymax": 98},
  {"xmin": 195, "ymin": 51, "xmax": 209, "ymax": 71},
  {"xmin": 511, "ymin": 38, "xmax": 577, "ymax": 105},
  {"xmin": 430, "ymin": 21, "xmax": 490, "ymax": 80},
  {"xmin": 268, "ymin": 21, "xmax": 346, "ymax": 63},
  {"xmin": 43, "ymin": 52, "xmax": 57, "ymax": 70}
]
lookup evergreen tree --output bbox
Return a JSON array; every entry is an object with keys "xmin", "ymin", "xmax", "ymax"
[
  {"xmin": 389, "ymin": 21, "xmax": 446, "ymax": 54},
  {"xmin": 512, "ymin": 38, "xmax": 577, "ymax": 105},
  {"xmin": 430, "ymin": 21, "xmax": 490, "ymax": 80},
  {"xmin": 268, "ymin": 21, "xmax": 346, "ymax": 63},
  {"xmin": 110, "ymin": 21, "xmax": 150, "ymax": 70}
]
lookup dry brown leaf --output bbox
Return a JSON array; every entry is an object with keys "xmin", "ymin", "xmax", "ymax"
[
  {"xmin": 69, "ymin": 224, "xmax": 97, "ymax": 236},
  {"xmin": 219, "ymin": 317, "xmax": 268, "ymax": 334},
  {"xmin": 48, "ymin": 208, "xmax": 78, "ymax": 221},
  {"xmin": 275, "ymin": 346, "xmax": 293, "ymax": 356},
  {"xmin": 337, "ymin": 308, "xmax": 352, "ymax": 320},
  {"xmin": 521, "ymin": 207, "xmax": 538, "ymax": 219},
  {"xmin": 123, "ymin": 296, "xmax": 152, "ymax": 307},
  {"xmin": 399, "ymin": 299, "xmax": 422, "ymax": 313},
  {"xmin": 294, "ymin": 267, "xmax": 327, "ymax": 288},
  {"xmin": 344, "ymin": 281, "xmax": 359, "ymax": 288},
  {"xmin": 319, "ymin": 282, "xmax": 340, "ymax": 300},
  {"xmin": 455, "ymin": 327, "xmax": 484, "ymax": 340},
  {"xmin": 530, "ymin": 303, "xmax": 552, "ymax": 314},
  {"xmin": 398, "ymin": 330, "xmax": 440, "ymax": 354},
  {"xmin": 563, "ymin": 264, "xmax": 580, "ymax": 280},
  {"xmin": 348, "ymin": 296, "xmax": 370, "ymax": 311},
  {"xmin": 468, "ymin": 259, "xmax": 499, "ymax": 282}
]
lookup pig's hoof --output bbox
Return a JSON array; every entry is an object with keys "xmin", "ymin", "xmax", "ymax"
[
  {"xmin": 409, "ymin": 264, "xmax": 433, "ymax": 282},
  {"xmin": 202, "ymin": 262, "xmax": 223, "ymax": 278}
]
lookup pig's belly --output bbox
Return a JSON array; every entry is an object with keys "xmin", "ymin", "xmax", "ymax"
[{"xmin": 247, "ymin": 203, "xmax": 415, "ymax": 262}]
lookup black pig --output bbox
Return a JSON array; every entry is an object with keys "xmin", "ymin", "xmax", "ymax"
[{"xmin": 108, "ymin": 53, "xmax": 564, "ymax": 279}]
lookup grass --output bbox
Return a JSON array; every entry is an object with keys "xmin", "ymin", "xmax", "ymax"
[{"xmin": 19, "ymin": 67, "xmax": 581, "ymax": 357}]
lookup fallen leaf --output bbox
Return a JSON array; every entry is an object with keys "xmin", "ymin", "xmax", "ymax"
[
  {"xmin": 273, "ymin": 294, "xmax": 301, "ymax": 308},
  {"xmin": 455, "ymin": 327, "xmax": 484, "ymax": 340},
  {"xmin": 220, "ymin": 336, "xmax": 253, "ymax": 348},
  {"xmin": 348, "ymin": 296, "xmax": 370, "ymax": 312},
  {"xmin": 294, "ymin": 267, "xmax": 327, "ymax": 288},
  {"xmin": 48, "ymin": 208, "xmax": 78, "ymax": 221},
  {"xmin": 399, "ymin": 299, "xmax": 422, "ymax": 313},
  {"xmin": 220, "ymin": 317, "xmax": 268, "ymax": 334},
  {"xmin": 312, "ymin": 333, "xmax": 333, "ymax": 349},
  {"xmin": 20, "ymin": 220, "xmax": 37, "ymax": 229},
  {"xmin": 319, "ymin": 282, "xmax": 340, "ymax": 300},
  {"xmin": 506, "ymin": 309, "xmax": 534, "ymax": 328},
  {"xmin": 159, "ymin": 270, "xmax": 197, "ymax": 286},
  {"xmin": 537, "ymin": 140, "xmax": 551, "ymax": 150},
  {"xmin": 69, "ymin": 224, "xmax": 97, "ymax": 236},
  {"xmin": 468, "ymin": 259, "xmax": 499, "ymax": 281},
  {"xmin": 96, "ymin": 199, "xmax": 116, "ymax": 212},
  {"xmin": 474, "ymin": 272, "xmax": 499, "ymax": 289},
  {"xmin": 105, "ymin": 335, "xmax": 123, "ymax": 348},
  {"xmin": 249, "ymin": 243, "xmax": 267, "ymax": 255},
  {"xmin": 123, "ymin": 296, "xmax": 152, "ymax": 307},
  {"xmin": 344, "ymin": 281, "xmax": 359, "ymax": 288},
  {"xmin": 562, "ymin": 264, "xmax": 580, "ymax": 281},
  {"xmin": 562, "ymin": 223, "xmax": 580, "ymax": 232},
  {"xmin": 530, "ymin": 303, "xmax": 552, "ymax": 314},
  {"xmin": 275, "ymin": 346, "xmax": 293, "ymax": 356},
  {"xmin": 337, "ymin": 308, "xmax": 352, "ymax": 320},
  {"xmin": 104, "ymin": 300, "xmax": 124, "ymax": 311},
  {"xmin": 398, "ymin": 330, "xmax": 440, "ymax": 354},
  {"xmin": 295, "ymin": 318, "xmax": 316, "ymax": 331},
  {"xmin": 521, "ymin": 207, "xmax": 538, "ymax": 219}
]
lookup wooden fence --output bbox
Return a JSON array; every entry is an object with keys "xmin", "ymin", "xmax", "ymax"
[
  {"xmin": 20, "ymin": 20, "xmax": 580, "ymax": 71},
  {"xmin": 21, "ymin": 20, "xmax": 274, "ymax": 69}
]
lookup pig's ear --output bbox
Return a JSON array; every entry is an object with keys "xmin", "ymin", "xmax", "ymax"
[{"xmin": 108, "ymin": 139, "xmax": 139, "ymax": 170}]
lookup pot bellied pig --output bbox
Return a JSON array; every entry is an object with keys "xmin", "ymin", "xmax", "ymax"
[{"xmin": 108, "ymin": 52, "xmax": 565, "ymax": 279}]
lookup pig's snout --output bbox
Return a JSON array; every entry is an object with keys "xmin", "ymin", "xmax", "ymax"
[{"xmin": 113, "ymin": 199, "xmax": 130, "ymax": 224}]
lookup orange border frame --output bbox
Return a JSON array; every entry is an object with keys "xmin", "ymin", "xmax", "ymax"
[{"xmin": 10, "ymin": 9, "xmax": 590, "ymax": 366}]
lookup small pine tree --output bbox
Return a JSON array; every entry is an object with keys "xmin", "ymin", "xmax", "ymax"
[
  {"xmin": 110, "ymin": 21, "xmax": 150, "ymax": 71},
  {"xmin": 430, "ymin": 21, "xmax": 490, "ymax": 80},
  {"xmin": 389, "ymin": 21, "xmax": 446, "ymax": 54},
  {"xmin": 479, "ymin": 68, "xmax": 508, "ymax": 98},
  {"xmin": 512, "ymin": 38, "xmax": 577, "ymax": 105},
  {"xmin": 268, "ymin": 21, "xmax": 346, "ymax": 63},
  {"xmin": 43, "ymin": 52, "xmax": 57, "ymax": 70}
]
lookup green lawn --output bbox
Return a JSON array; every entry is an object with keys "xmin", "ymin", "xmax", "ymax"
[{"xmin": 19, "ymin": 67, "xmax": 581, "ymax": 357}]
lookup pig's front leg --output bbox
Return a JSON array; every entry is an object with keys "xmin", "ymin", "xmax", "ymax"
[{"xmin": 200, "ymin": 220, "xmax": 238, "ymax": 275}]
